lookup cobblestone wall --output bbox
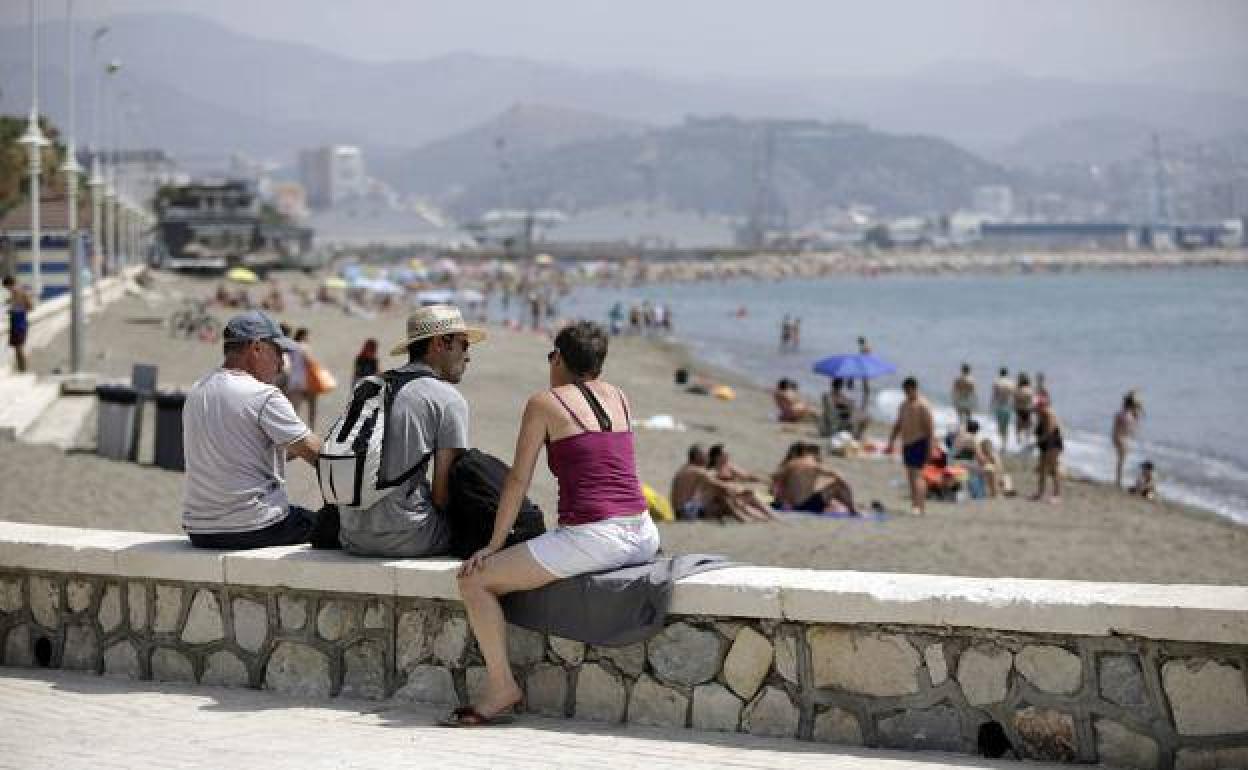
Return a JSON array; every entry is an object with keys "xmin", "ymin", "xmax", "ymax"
[{"xmin": 2, "ymin": 569, "xmax": 1247, "ymax": 769}]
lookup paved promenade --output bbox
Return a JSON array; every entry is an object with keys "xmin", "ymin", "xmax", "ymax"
[{"xmin": 0, "ymin": 669, "xmax": 1073, "ymax": 769}]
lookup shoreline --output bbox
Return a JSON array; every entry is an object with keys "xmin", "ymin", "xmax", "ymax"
[{"xmin": 2, "ymin": 268, "xmax": 1246, "ymax": 583}]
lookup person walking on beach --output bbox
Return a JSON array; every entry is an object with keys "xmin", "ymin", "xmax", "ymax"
[
  {"xmin": 352, "ymin": 338, "xmax": 380, "ymax": 387},
  {"xmin": 1032, "ymin": 400, "xmax": 1064, "ymax": 504},
  {"xmin": 450, "ymin": 321, "xmax": 660, "ymax": 726},
  {"xmin": 951, "ymin": 363, "xmax": 978, "ymax": 426},
  {"xmin": 1113, "ymin": 390, "xmax": 1144, "ymax": 489},
  {"xmin": 3, "ymin": 275, "xmax": 32, "ymax": 373},
  {"xmin": 886, "ymin": 377, "xmax": 935, "ymax": 516},
  {"xmin": 292, "ymin": 328, "xmax": 321, "ymax": 430},
  {"xmin": 339, "ymin": 305, "xmax": 484, "ymax": 557},
  {"xmin": 1014, "ymin": 372, "xmax": 1035, "ymax": 447},
  {"xmin": 990, "ymin": 367, "xmax": 1014, "ymax": 449},
  {"xmin": 181, "ymin": 311, "xmax": 337, "ymax": 549}
]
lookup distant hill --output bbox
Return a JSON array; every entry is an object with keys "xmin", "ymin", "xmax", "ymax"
[
  {"xmin": 3, "ymin": 12, "xmax": 1247, "ymax": 169},
  {"xmin": 437, "ymin": 116, "xmax": 1016, "ymax": 219},
  {"xmin": 995, "ymin": 116, "xmax": 1189, "ymax": 169},
  {"xmin": 383, "ymin": 103, "xmax": 645, "ymax": 197}
]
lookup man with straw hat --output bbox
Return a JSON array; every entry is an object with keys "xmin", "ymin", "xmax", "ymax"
[{"xmin": 339, "ymin": 305, "xmax": 486, "ymax": 557}]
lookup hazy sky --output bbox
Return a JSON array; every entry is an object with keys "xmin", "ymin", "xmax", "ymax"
[{"xmin": 4, "ymin": 0, "xmax": 1246, "ymax": 82}]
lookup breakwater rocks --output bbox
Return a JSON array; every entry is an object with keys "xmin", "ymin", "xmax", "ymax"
[{"xmin": 3, "ymin": 567, "xmax": 1247, "ymax": 768}]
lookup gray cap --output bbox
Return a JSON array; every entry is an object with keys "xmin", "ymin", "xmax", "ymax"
[{"xmin": 223, "ymin": 310, "xmax": 299, "ymax": 352}]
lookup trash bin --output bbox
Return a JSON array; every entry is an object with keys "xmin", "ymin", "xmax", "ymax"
[
  {"xmin": 153, "ymin": 390, "xmax": 187, "ymax": 471},
  {"xmin": 96, "ymin": 384, "xmax": 139, "ymax": 462}
]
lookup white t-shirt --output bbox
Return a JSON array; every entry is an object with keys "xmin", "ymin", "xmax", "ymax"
[{"xmin": 182, "ymin": 368, "xmax": 310, "ymax": 534}]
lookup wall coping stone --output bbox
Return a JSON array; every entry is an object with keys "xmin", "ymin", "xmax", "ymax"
[{"xmin": 3, "ymin": 522, "xmax": 1246, "ymax": 644}]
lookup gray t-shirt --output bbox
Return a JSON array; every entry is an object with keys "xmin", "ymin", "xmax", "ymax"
[
  {"xmin": 182, "ymin": 368, "xmax": 310, "ymax": 534},
  {"xmin": 339, "ymin": 362, "xmax": 470, "ymax": 557}
]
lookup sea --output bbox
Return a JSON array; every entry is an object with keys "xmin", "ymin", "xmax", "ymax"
[{"xmin": 559, "ymin": 267, "xmax": 1248, "ymax": 524}]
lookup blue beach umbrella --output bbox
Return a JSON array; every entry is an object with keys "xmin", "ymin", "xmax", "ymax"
[{"xmin": 812, "ymin": 353, "xmax": 897, "ymax": 380}]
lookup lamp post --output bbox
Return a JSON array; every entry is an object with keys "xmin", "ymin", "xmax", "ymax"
[
  {"xmin": 88, "ymin": 25, "xmax": 107, "ymax": 284},
  {"xmin": 18, "ymin": 0, "xmax": 49, "ymax": 301},
  {"xmin": 104, "ymin": 59, "xmax": 121, "ymax": 273},
  {"xmin": 60, "ymin": 0, "xmax": 85, "ymax": 372}
]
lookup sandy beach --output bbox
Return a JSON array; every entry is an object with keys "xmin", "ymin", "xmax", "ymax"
[{"xmin": 2, "ymin": 269, "xmax": 1246, "ymax": 585}]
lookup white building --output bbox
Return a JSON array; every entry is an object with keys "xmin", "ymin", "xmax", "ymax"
[{"xmin": 298, "ymin": 145, "xmax": 367, "ymax": 210}]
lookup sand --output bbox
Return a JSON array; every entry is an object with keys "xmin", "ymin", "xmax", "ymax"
[{"xmin": 2, "ymin": 269, "xmax": 1246, "ymax": 585}]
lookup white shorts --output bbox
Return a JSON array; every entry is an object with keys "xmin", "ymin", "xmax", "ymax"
[{"xmin": 526, "ymin": 512, "xmax": 660, "ymax": 579}]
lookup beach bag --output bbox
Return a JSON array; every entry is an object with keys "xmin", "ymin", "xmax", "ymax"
[
  {"xmin": 316, "ymin": 370, "xmax": 432, "ymax": 510},
  {"xmin": 446, "ymin": 449, "xmax": 546, "ymax": 558},
  {"xmin": 306, "ymin": 356, "xmax": 338, "ymax": 395},
  {"xmin": 642, "ymin": 483, "xmax": 674, "ymax": 522}
]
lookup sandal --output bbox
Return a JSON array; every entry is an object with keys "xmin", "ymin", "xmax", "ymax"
[{"xmin": 437, "ymin": 706, "xmax": 515, "ymax": 728}]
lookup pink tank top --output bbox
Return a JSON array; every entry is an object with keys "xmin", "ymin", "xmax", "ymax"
[{"xmin": 546, "ymin": 385, "xmax": 647, "ymax": 527}]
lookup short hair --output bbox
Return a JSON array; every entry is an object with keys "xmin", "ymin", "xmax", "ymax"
[
  {"xmin": 554, "ymin": 321, "xmax": 609, "ymax": 379},
  {"xmin": 280, "ymin": 322, "xmax": 293, "ymax": 337},
  {"xmin": 903, "ymin": 376, "xmax": 918, "ymax": 390},
  {"xmin": 687, "ymin": 444, "xmax": 705, "ymax": 463},
  {"xmin": 294, "ymin": 327, "xmax": 309, "ymax": 342},
  {"xmin": 967, "ymin": 419, "xmax": 980, "ymax": 433},
  {"xmin": 961, "ymin": 363, "xmax": 970, "ymax": 374},
  {"xmin": 223, "ymin": 337, "xmax": 250, "ymax": 356},
  {"xmin": 1018, "ymin": 372, "xmax": 1030, "ymax": 386},
  {"xmin": 1, "ymin": 275, "xmax": 13, "ymax": 288},
  {"xmin": 999, "ymin": 367, "xmax": 1008, "ymax": 377},
  {"xmin": 832, "ymin": 377, "xmax": 844, "ymax": 390},
  {"xmin": 706, "ymin": 444, "xmax": 725, "ymax": 468}
]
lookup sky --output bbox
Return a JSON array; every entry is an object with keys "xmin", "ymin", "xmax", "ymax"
[{"xmin": 3, "ymin": 0, "xmax": 1246, "ymax": 83}]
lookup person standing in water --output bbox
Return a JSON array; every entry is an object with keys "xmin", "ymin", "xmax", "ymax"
[
  {"xmin": 1112, "ymin": 390, "xmax": 1144, "ymax": 489},
  {"xmin": 990, "ymin": 367, "xmax": 1014, "ymax": 450},
  {"xmin": 951, "ymin": 363, "xmax": 978, "ymax": 426}
]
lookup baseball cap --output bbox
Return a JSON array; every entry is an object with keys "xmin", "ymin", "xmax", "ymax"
[{"xmin": 223, "ymin": 310, "xmax": 299, "ymax": 352}]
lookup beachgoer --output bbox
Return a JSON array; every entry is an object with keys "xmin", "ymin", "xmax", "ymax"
[
  {"xmin": 990, "ymin": 367, "xmax": 1014, "ymax": 449},
  {"xmin": 1031, "ymin": 400, "xmax": 1064, "ymax": 504},
  {"xmin": 352, "ymin": 338, "xmax": 380, "ymax": 387},
  {"xmin": 293, "ymin": 328, "xmax": 319, "ymax": 430},
  {"xmin": 1130, "ymin": 461, "xmax": 1156, "ymax": 500},
  {"xmin": 707, "ymin": 444, "xmax": 765, "ymax": 484},
  {"xmin": 669, "ymin": 444, "xmax": 772, "ymax": 522},
  {"xmin": 885, "ymin": 377, "xmax": 935, "ymax": 515},
  {"xmin": 3, "ymin": 275, "xmax": 32, "ymax": 373},
  {"xmin": 976, "ymin": 436, "xmax": 1005, "ymax": 498},
  {"xmin": 772, "ymin": 443, "xmax": 857, "ymax": 514},
  {"xmin": 451, "ymin": 321, "xmax": 659, "ymax": 726},
  {"xmin": 773, "ymin": 378, "xmax": 818, "ymax": 423},
  {"xmin": 820, "ymin": 377, "xmax": 858, "ymax": 437},
  {"xmin": 1112, "ymin": 390, "xmax": 1143, "ymax": 489},
  {"xmin": 339, "ymin": 305, "xmax": 484, "ymax": 557},
  {"xmin": 1014, "ymin": 372, "xmax": 1035, "ymax": 446},
  {"xmin": 792, "ymin": 317, "xmax": 801, "ymax": 351},
  {"xmin": 181, "ymin": 311, "xmax": 336, "ymax": 549},
  {"xmin": 780, "ymin": 315, "xmax": 793, "ymax": 352},
  {"xmin": 952, "ymin": 363, "xmax": 978, "ymax": 426},
  {"xmin": 949, "ymin": 418, "xmax": 980, "ymax": 462},
  {"xmin": 856, "ymin": 335, "xmax": 872, "ymax": 413}
]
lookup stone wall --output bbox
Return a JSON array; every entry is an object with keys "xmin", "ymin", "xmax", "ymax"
[{"xmin": 3, "ymin": 566, "xmax": 1248, "ymax": 770}]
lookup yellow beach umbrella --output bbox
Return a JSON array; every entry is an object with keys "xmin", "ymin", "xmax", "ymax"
[
  {"xmin": 408, "ymin": 258, "xmax": 426, "ymax": 270},
  {"xmin": 226, "ymin": 267, "xmax": 259, "ymax": 284},
  {"xmin": 322, "ymin": 276, "xmax": 348, "ymax": 289}
]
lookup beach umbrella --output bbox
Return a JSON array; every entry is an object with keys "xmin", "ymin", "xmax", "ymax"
[
  {"xmin": 812, "ymin": 353, "xmax": 897, "ymax": 380},
  {"xmin": 226, "ymin": 266, "xmax": 259, "ymax": 284},
  {"xmin": 322, "ymin": 276, "xmax": 348, "ymax": 289},
  {"xmin": 534, "ymin": 253, "xmax": 555, "ymax": 266},
  {"xmin": 415, "ymin": 288, "xmax": 456, "ymax": 305}
]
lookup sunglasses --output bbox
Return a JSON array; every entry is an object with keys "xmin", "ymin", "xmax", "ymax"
[{"xmin": 547, "ymin": 350, "xmax": 558, "ymax": 363}]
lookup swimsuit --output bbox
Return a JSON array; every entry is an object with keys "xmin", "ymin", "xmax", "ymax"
[{"xmin": 902, "ymin": 438, "xmax": 931, "ymax": 469}]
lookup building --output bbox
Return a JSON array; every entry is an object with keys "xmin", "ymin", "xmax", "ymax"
[
  {"xmin": 0, "ymin": 197, "xmax": 97, "ymax": 300},
  {"xmin": 84, "ymin": 149, "xmax": 180, "ymax": 209},
  {"xmin": 972, "ymin": 185, "xmax": 1014, "ymax": 220},
  {"xmin": 979, "ymin": 222, "xmax": 1138, "ymax": 250},
  {"xmin": 298, "ymin": 145, "xmax": 366, "ymax": 210}
]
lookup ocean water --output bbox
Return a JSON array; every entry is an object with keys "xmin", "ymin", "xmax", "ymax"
[{"xmin": 564, "ymin": 267, "xmax": 1248, "ymax": 523}]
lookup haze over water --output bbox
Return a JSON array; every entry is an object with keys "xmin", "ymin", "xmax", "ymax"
[{"xmin": 569, "ymin": 267, "xmax": 1248, "ymax": 522}]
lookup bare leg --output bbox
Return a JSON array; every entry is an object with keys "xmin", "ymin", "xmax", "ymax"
[
  {"xmin": 308, "ymin": 395, "xmax": 318, "ymax": 431},
  {"xmin": 1113, "ymin": 439, "xmax": 1125, "ymax": 488},
  {"xmin": 1049, "ymin": 451, "xmax": 1062, "ymax": 501},
  {"xmin": 907, "ymin": 467, "xmax": 926, "ymax": 514},
  {"xmin": 457, "ymin": 544, "xmax": 558, "ymax": 716},
  {"xmin": 14, "ymin": 345, "xmax": 27, "ymax": 373}
]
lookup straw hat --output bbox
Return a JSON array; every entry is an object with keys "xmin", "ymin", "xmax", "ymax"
[{"xmin": 389, "ymin": 304, "xmax": 486, "ymax": 355}]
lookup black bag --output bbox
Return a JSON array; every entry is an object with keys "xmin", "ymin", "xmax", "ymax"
[{"xmin": 447, "ymin": 449, "xmax": 547, "ymax": 558}]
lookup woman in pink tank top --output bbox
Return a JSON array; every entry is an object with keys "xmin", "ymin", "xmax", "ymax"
[{"xmin": 446, "ymin": 321, "xmax": 659, "ymax": 727}]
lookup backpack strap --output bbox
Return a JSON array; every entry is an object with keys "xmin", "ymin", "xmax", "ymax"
[
  {"xmin": 375, "ymin": 368, "xmax": 437, "ymax": 490},
  {"xmin": 574, "ymin": 382, "xmax": 613, "ymax": 432}
]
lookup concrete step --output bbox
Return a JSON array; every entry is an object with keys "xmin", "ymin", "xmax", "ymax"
[
  {"xmin": 0, "ymin": 379, "xmax": 62, "ymax": 441},
  {"xmin": 21, "ymin": 394, "xmax": 96, "ymax": 450}
]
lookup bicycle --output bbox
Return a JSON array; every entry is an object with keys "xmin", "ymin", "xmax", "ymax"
[{"xmin": 169, "ymin": 300, "xmax": 220, "ymax": 343}]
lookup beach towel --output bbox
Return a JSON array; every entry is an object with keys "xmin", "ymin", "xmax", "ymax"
[{"xmin": 502, "ymin": 554, "xmax": 732, "ymax": 647}]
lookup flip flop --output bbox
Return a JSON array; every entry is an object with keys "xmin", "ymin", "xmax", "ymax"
[{"xmin": 437, "ymin": 706, "xmax": 515, "ymax": 728}]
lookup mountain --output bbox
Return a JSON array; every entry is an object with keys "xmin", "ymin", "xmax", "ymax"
[
  {"xmin": 3, "ymin": 12, "xmax": 1247, "ymax": 168},
  {"xmin": 995, "ymin": 116, "xmax": 1189, "ymax": 169},
  {"xmin": 383, "ymin": 103, "xmax": 645, "ymax": 197},
  {"xmin": 437, "ymin": 116, "xmax": 1015, "ymax": 219}
]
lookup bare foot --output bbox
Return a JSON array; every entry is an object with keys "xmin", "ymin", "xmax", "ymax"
[{"xmin": 472, "ymin": 682, "xmax": 523, "ymax": 719}]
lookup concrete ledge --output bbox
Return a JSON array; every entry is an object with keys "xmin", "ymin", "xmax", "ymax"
[{"xmin": 2, "ymin": 521, "xmax": 1246, "ymax": 643}]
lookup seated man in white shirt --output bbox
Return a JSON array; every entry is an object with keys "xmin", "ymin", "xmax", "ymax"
[{"xmin": 182, "ymin": 310, "xmax": 336, "ymax": 549}]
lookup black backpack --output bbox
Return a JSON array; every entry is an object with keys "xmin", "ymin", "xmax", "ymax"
[{"xmin": 447, "ymin": 449, "xmax": 547, "ymax": 558}]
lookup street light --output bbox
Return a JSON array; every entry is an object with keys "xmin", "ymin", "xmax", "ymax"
[
  {"xmin": 18, "ymin": 0, "xmax": 49, "ymax": 300},
  {"xmin": 88, "ymin": 25, "xmax": 107, "ymax": 284},
  {"xmin": 59, "ymin": 0, "xmax": 85, "ymax": 372}
]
